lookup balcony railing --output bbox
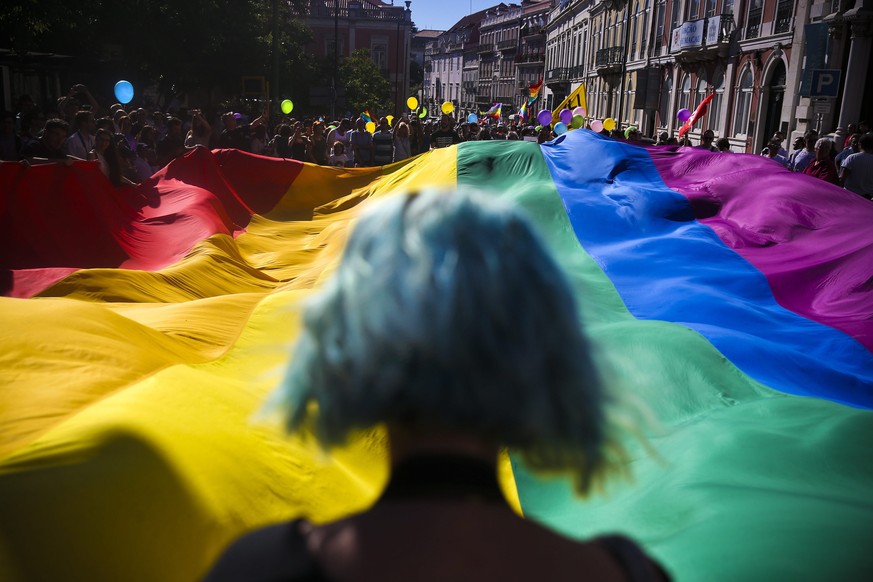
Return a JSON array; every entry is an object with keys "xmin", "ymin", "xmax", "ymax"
[
  {"xmin": 303, "ymin": 3, "xmax": 409, "ymax": 22},
  {"xmin": 595, "ymin": 46, "xmax": 624, "ymax": 68},
  {"xmin": 478, "ymin": 43, "xmax": 495, "ymax": 54},
  {"xmin": 746, "ymin": 7, "xmax": 762, "ymax": 39},
  {"xmin": 671, "ymin": 15, "xmax": 734, "ymax": 54},
  {"xmin": 569, "ymin": 65, "xmax": 585, "ymax": 79},
  {"xmin": 498, "ymin": 39, "xmax": 518, "ymax": 51},
  {"xmin": 517, "ymin": 52, "xmax": 545, "ymax": 64},
  {"xmin": 545, "ymin": 67, "xmax": 569, "ymax": 82},
  {"xmin": 774, "ymin": 0, "xmax": 793, "ymax": 34},
  {"xmin": 446, "ymin": 42, "xmax": 464, "ymax": 52}
]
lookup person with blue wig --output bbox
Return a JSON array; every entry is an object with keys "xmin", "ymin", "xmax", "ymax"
[{"xmin": 205, "ymin": 188, "xmax": 669, "ymax": 581}]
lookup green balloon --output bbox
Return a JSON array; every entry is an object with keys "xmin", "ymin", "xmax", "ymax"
[
  {"xmin": 418, "ymin": 106, "xmax": 428, "ymax": 119},
  {"xmin": 571, "ymin": 114, "xmax": 585, "ymax": 129}
]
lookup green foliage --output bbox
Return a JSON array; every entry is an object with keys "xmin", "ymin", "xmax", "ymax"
[
  {"xmin": 339, "ymin": 49, "xmax": 391, "ymax": 115},
  {"xmin": 0, "ymin": 0, "xmax": 313, "ymax": 105}
]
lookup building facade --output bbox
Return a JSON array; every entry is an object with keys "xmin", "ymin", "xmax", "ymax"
[
  {"xmin": 542, "ymin": 0, "xmax": 869, "ymax": 151},
  {"xmin": 424, "ymin": 9, "xmax": 493, "ymax": 117},
  {"xmin": 418, "ymin": 0, "xmax": 870, "ymax": 142},
  {"xmin": 305, "ymin": 0, "xmax": 413, "ymax": 115}
]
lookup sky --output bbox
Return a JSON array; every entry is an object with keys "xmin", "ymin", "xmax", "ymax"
[{"xmin": 409, "ymin": 0, "xmax": 497, "ymax": 32}]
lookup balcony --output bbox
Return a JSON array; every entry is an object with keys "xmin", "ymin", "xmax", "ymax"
[
  {"xmin": 303, "ymin": 4, "xmax": 410, "ymax": 22},
  {"xmin": 545, "ymin": 67, "xmax": 569, "ymax": 84},
  {"xmin": 517, "ymin": 52, "xmax": 545, "ymax": 64},
  {"xmin": 671, "ymin": 15, "xmax": 734, "ymax": 62},
  {"xmin": 446, "ymin": 42, "xmax": 464, "ymax": 52},
  {"xmin": 478, "ymin": 43, "xmax": 496, "ymax": 54},
  {"xmin": 595, "ymin": 46, "xmax": 623, "ymax": 73},
  {"xmin": 569, "ymin": 65, "xmax": 585, "ymax": 79},
  {"xmin": 498, "ymin": 39, "xmax": 518, "ymax": 51}
]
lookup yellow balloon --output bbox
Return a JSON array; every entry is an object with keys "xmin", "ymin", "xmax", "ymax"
[
  {"xmin": 603, "ymin": 117, "xmax": 616, "ymax": 131},
  {"xmin": 441, "ymin": 101, "xmax": 454, "ymax": 115},
  {"xmin": 407, "ymin": 97, "xmax": 418, "ymax": 110},
  {"xmin": 365, "ymin": 121, "xmax": 376, "ymax": 133},
  {"xmin": 386, "ymin": 115, "xmax": 394, "ymax": 126}
]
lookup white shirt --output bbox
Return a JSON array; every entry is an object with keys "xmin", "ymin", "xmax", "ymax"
[
  {"xmin": 64, "ymin": 131, "xmax": 95, "ymax": 159},
  {"xmin": 841, "ymin": 151, "xmax": 873, "ymax": 199}
]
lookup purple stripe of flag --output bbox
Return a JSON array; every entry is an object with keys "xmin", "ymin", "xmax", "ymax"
[{"xmin": 650, "ymin": 146, "xmax": 873, "ymax": 354}]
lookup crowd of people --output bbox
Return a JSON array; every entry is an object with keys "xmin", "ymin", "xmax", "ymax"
[
  {"xmin": 758, "ymin": 125, "xmax": 873, "ymax": 198},
  {"xmin": 1, "ymin": 84, "xmax": 871, "ymax": 199}
]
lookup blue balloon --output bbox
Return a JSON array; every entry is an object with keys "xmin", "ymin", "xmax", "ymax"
[
  {"xmin": 554, "ymin": 122, "xmax": 568, "ymax": 135},
  {"xmin": 114, "ymin": 80, "xmax": 134, "ymax": 104},
  {"xmin": 467, "ymin": 113, "xmax": 478, "ymax": 124}
]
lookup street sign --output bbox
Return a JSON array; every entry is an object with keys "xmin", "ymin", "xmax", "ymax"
[
  {"xmin": 813, "ymin": 99, "xmax": 831, "ymax": 115},
  {"xmin": 810, "ymin": 70, "xmax": 842, "ymax": 98}
]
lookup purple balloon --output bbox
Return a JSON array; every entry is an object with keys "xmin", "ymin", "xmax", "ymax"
[
  {"xmin": 559, "ymin": 109, "xmax": 573, "ymax": 125},
  {"xmin": 537, "ymin": 109, "xmax": 553, "ymax": 126},
  {"xmin": 677, "ymin": 108, "xmax": 691, "ymax": 123}
]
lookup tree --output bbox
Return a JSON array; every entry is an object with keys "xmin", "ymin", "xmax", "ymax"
[
  {"xmin": 339, "ymin": 49, "xmax": 390, "ymax": 115},
  {"xmin": 0, "ymin": 1, "xmax": 313, "ymax": 108}
]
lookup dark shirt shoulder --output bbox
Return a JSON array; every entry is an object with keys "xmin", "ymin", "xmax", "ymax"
[
  {"xmin": 21, "ymin": 139, "xmax": 65, "ymax": 160},
  {"xmin": 203, "ymin": 520, "xmax": 327, "ymax": 582},
  {"xmin": 598, "ymin": 534, "xmax": 672, "ymax": 582}
]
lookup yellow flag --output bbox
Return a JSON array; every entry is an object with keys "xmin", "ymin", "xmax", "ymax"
[{"xmin": 551, "ymin": 83, "xmax": 588, "ymax": 125}]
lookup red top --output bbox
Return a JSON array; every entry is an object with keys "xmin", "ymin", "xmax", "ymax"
[{"xmin": 803, "ymin": 159, "xmax": 839, "ymax": 185}]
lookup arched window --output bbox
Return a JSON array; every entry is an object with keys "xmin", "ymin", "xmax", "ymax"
[
  {"xmin": 659, "ymin": 72, "xmax": 672, "ymax": 127},
  {"xmin": 679, "ymin": 74, "xmax": 691, "ymax": 112},
  {"xmin": 696, "ymin": 73, "xmax": 708, "ymax": 129},
  {"xmin": 733, "ymin": 67, "xmax": 753, "ymax": 136},
  {"xmin": 709, "ymin": 66, "xmax": 725, "ymax": 133}
]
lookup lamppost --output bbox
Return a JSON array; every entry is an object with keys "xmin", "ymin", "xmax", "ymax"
[
  {"xmin": 332, "ymin": 0, "xmax": 339, "ymax": 120},
  {"xmin": 271, "ymin": 0, "xmax": 279, "ymax": 121}
]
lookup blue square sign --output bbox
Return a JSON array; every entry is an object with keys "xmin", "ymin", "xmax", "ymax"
[{"xmin": 810, "ymin": 70, "xmax": 842, "ymax": 98}]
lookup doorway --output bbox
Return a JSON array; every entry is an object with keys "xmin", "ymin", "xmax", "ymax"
[{"xmin": 760, "ymin": 60, "xmax": 786, "ymax": 151}]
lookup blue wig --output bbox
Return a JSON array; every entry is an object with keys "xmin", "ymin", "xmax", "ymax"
[{"xmin": 273, "ymin": 187, "xmax": 621, "ymax": 492}]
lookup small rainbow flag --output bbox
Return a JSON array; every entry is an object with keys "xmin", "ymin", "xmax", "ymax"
[
  {"xmin": 529, "ymin": 78, "xmax": 544, "ymax": 100},
  {"xmin": 484, "ymin": 102, "xmax": 502, "ymax": 118}
]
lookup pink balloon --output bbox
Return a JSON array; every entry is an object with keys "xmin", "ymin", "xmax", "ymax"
[
  {"xmin": 559, "ymin": 109, "xmax": 573, "ymax": 125},
  {"xmin": 590, "ymin": 119, "xmax": 604, "ymax": 133},
  {"xmin": 572, "ymin": 106, "xmax": 586, "ymax": 117}
]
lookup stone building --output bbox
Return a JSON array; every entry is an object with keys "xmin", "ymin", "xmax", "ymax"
[
  {"xmin": 544, "ymin": 0, "xmax": 870, "ymax": 152},
  {"xmin": 304, "ymin": 0, "xmax": 414, "ymax": 115},
  {"xmin": 423, "ymin": 9, "xmax": 490, "ymax": 116}
]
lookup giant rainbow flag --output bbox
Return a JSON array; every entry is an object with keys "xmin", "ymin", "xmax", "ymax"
[{"xmin": 1, "ymin": 131, "xmax": 872, "ymax": 581}]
